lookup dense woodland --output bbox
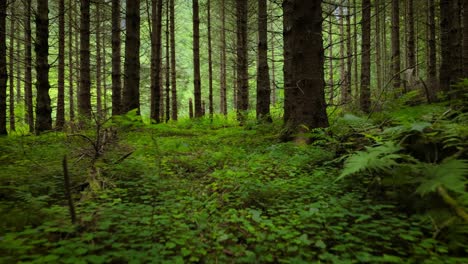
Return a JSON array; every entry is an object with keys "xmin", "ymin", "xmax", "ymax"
[{"xmin": 0, "ymin": 0, "xmax": 468, "ymax": 263}]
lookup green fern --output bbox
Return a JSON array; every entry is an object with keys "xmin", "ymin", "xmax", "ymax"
[
  {"xmin": 416, "ymin": 159, "xmax": 468, "ymax": 196},
  {"xmin": 336, "ymin": 142, "xmax": 403, "ymax": 181}
]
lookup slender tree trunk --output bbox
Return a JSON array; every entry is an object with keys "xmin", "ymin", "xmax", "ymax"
[
  {"xmin": 96, "ymin": 1, "xmax": 102, "ymax": 118},
  {"xmin": 439, "ymin": 0, "xmax": 451, "ymax": 93},
  {"xmin": 407, "ymin": 0, "xmax": 416, "ymax": 72},
  {"xmin": 111, "ymin": 0, "xmax": 122, "ymax": 116},
  {"xmin": 79, "ymin": 0, "xmax": 91, "ymax": 119},
  {"xmin": 256, "ymin": 0, "xmax": 271, "ymax": 121},
  {"xmin": 75, "ymin": 0, "xmax": 80, "ymax": 112},
  {"xmin": 68, "ymin": 0, "xmax": 74, "ymax": 122},
  {"xmin": 9, "ymin": 3, "xmax": 15, "ymax": 131},
  {"xmin": 270, "ymin": 17, "xmax": 276, "ymax": 106},
  {"xmin": 0, "ymin": 0, "xmax": 6, "ymax": 135},
  {"xmin": 102, "ymin": 21, "xmax": 108, "ymax": 118},
  {"xmin": 427, "ymin": 0, "xmax": 437, "ymax": 99},
  {"xmin": 391, "ymin": 0, "xmax": 401, "ymax": 89},
  {"xmin": 207, "ymin": 0, "xmax": 214, "ymax": 118},
  {"xmin": 122, "ymin": 0, "xmax": 141, "ymax": 113},
  {"xmin": 346, "ymin": 2, "xmax": 352, "ymax": 102},
  {"xmin": 236, "ymin": 0, "xmax": 249, "ymax": 123},
  {"xmin": 339, "ymin": 5, "xmax": 346, "ymax": 104},
  {"xmin": 35, "ymin": 0, "xmax": 52, "ymax": 132},
  {"xmin": 150, "ymin": 0, "xmax": 163, "ymax": 122},
  {"xmin": 353, "ymin": 0, "xmax": 359, "ymax": 98},
  {"xmin": 463, "ymin": 0, "xmax": 468, "ymax": 77},
  {"xmin": 193, "ymin": 0, "xmax": 202, "ymax": 117},
  {"xmin": 165, "ymin": 1, "xmax": 170, "ymax": 122},
  {"xmin": 449, "ymin": 0, "xmax": 463, "ymax": 84},
  {"xmin": 382, "ymin": 0, "xmax": 388, "ymax": 82},
  {"xmin": 15, "ymin": 6, "xmax": 21, "ymax": 104},
  {"xmin": 170, "ymin": 0, "xmax": 177, "ymax": 120},
  {"xmin": 375, "ymin": 0, "xmax": 383, "ymax": 92},
  {"xmin": 328, "ymin": 14, "xmax": 334, "ymax": 104},
  {"xmin": 219, "ymin": 0, "xmax": 227, "ymax": 115},
  {"xmin": 24, "ymin": 0, "xmax": 33, "ymax": 131},
  {"xmin": 360, "ymin": 0, "xmax": 371, "ymax": 113},
  {"xmin": 283, "ymin": 0, "xmax": 329, "ymax": 132},
  {"xmin": 56, "ymin": 0, "xmax": 65, "ymax": 129},
  {"xmin": 189, "ymin": 98, "xmax": 193, "ymax": 118}
]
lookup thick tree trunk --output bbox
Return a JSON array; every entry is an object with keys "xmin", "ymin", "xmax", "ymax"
[
  {"xmin": 35, "ymin": 0, "xmax": 52, "ymax": 132},
  {"xmin": 170, "ymin": 0, "xmax": 177, "ymax": 120},
  {"xmin": 68, "ymin": 0, "xmax": 74, "ymax": 121},
  {"xmin": 0, "ymin": 0, "xmax": 6, "ymax": 135},
  {"xmin": 256, "ymin": 0, "xmax": 271, "ymax": 121},
  {"xmin": 219, "ymin": 0, "xmax": 227, "ymax": 115},
  {"xmin": 96, "ymin": 2, "xmax": 102, "ymax": 118},
  {"xmin": 193, "ymin": 0, "xmax": 202, "ymax": 117},
  {"xmin": 79, "ymin": 0, "xmax": 91, "ymax": 119},
  {"xmin": 207, "ymin": 0, "xmax": 213, "ymax": 118},
  {"xmin": 24, "ymin": 0, "xmax": 33, "ymax": 131},
  {"xmin": 464, "ymin": 0, "xmax": 468, "ymax": 77},
  {"xmin": 427, "ymin": 0, "xmax": 437, "ymax": 99},
  {"xmin": 9, "ymin": 3, "xmax": 15, "ymax": 131},
  {"xmin": 391, "ymin": 0, "xmax": 401, "ymax": 89},
  {"xmin": 56, "ymin": 0, "xmax": 65, "ymax": 129},
  {"xmin": 449, "ymin": 0, "xmax": 463, "ymax": 84},
  {"xmin": 360, "ymin": 0, "xmax": 371, "ymax": 113},
  {"xmin": 111, "ymin": 0, "xmax": 122, "ymax": 116},
  {"xmin": 236, "ymin": 0, "xmax": 249, "ymax": 123},
  {"xmin": 283, "ymin": 0, "xmax": 329, "ymax": 131},
  {"xmin": 407, "ymin": 0, "xmax": 416, "ymax": 71},
  {"xmin": 165, "ymin": 1, "xmax": 170, "ymax": 122},
  {"xmin": 150, "ymin": 0, "xmax": 163, "ymax": 122},
  {"xmin": 122, "ymin": 0, "xmax": 141, "ymax": 113}
]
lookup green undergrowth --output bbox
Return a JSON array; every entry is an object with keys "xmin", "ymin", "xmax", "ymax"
[{"xmin": 0, "ymin": 105, "xmax": 467, "ymax": 263}]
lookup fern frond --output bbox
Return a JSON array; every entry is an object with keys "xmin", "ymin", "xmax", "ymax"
[{"xmin": 416, "ymin": 159, "xmax": 468, "ymax": 196}]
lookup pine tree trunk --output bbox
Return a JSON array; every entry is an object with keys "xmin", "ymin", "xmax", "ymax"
[
  {"xmin": 407, "ymin": 0, "xmax": 416, "ymax": 72},
  {"xmin": 68, "ymin": 0, "xmax": 74, "ymax": 122},
  {"xmin": 165, "ymin": 1, "xmax": 170, "ymax": 122},
  {"xmin": 353, "ymin": 0, "xmax": 359, "ymax": 98},
  {"xmin": 193, "ymin": 0, "xmax": 202, "ymax": 117},
  {"xmin": 24, "ymin": 0, "xmax": 33, "ymax": 131},
  {"xmin": 463, "ymin": 0, "xmax": 468, "ymax": 77},
  {"xmin": 449, "ymin": 0, "xmax": 463, "ymax": 84},
  {"xmin": 56, "ymin": 0, "xmax": 65, "ymax": 129},
  {"xmin": 111, "ymin": 0, "xmax": 122, "ymax": 116},
  {"xmin": 236, "ymin": 0, "xmax": 249, "ymax": 123},
  {"xmin": 360, "ymin": 0, "xmax": 371, "ymax": 113},
  {"xmin": 219, "ymin": 0, "xmax": 227, "ymax": 115},
  {"xmin": 35, "ymin": 0, "xmax": 52, "ymax": 132},
  {"xmin": 122, "ymin": 0, "xmax": 141, "ymax": 113},
  {"xmin": 15, "ymin": 6, "xmax": 21, "ymax": 104},
  {"xmin": 439, "ymin": 0, "xmax": 451, "ymax": 93},
  {"xmin": 339, "ymin": 5, "xmax": 346, "ymax": 104},
  {"xmin": 207, "ymin": 0, "xmax": 213, "ymax": 118},
  {"xmin": 150, "ymin": 0, "xmax": 163, "ymax": 122},
  {"xmin": 283, "ymin": 0, "xmax": 328, "ymax": 131},
  {"xmin": 270, "ymin": 14, "xmax": 276, "ymax": 106},
  {"xmin": 256, "ymin": 0, "xmax": 271, "ymax": 121},
  {"xmin": 170, "ymin": 0, "xmax": 177, "ymax": 120},
  {"xmin": 9, "ymin": 3, "xmax": 15, "ymax": 131},
  {"xmin": 375, "ymin": 0, "xmax": 383, "ymax": 92},
  {"xmin": 427, "ymin": 0, "xmax": 437, "ymax": 100},
  {"xmin": 96, "ymin": 1, "xmax": 102, "ymax": 118},
  {"xmin": 79, "ymin": 0, "xmax": 91, "ymax": 119},
  {"xmin": 189, "ymin": 98, "xmax": 193, "ymax": 119},
  {"xmin": 391, "ymin": 0, "xmax": 401, "ymax": 90},
  {"xmin": 0, "ymin": 0, "xmax": 6, "ymax": 135},
  {"xmin": 346, "ymin": 2, "xmax": 352, "ymax": 102},
  {"xmin": 328, "ymin": 14, "xmax": 334, "ymax": 104}
]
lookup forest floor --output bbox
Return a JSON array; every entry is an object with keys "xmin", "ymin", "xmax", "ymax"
[{"xmin": 1, "ymin": 103, "xmax": 468, "ymax": 263}]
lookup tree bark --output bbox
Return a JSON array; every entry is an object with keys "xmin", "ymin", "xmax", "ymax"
[
  {"xmin": 170, "ymin": 0, "xmax": 177, "ymax": 120},
  {"xmin": 256, "ymin": 0, "xmax": 271, "ymax": 121},
  {"xmin": 9, "ymin": 2, "xmax": 15, "ymax": 131},
  {"xmin": 0, "ymin": 0, "xmax": 6, "ymax": 135},
  {"xmin": 150, "ymin": 0, "xmax": 163, "ymax": 122},
  {"xmin": 112, "ymin": 0, "xmax": 122, "ymax": 116},
  {"xmin": 407, "ymin": 0, "xmax": 416, "ymax": 72},
  {"xmin": 463, "ymin": 0, "xmax": 468, "ymax": 77},
  {"xmin": 236, "ymin": 0, "xmax": 249, "ymax": 123},
  {"xmin": 122, "ymin": 0, "xmax": 141, "ymax": 113},
  {"xmin": 283, "ymin": 0, "xmax": 329, "ymax": 131},
  {"xmin": 207, "ymin": 0, "xmax": 214, "ymax": 118},
  {"xmin": 375, "ymin": 0, "xmax": 383, "ymax": 92},
  {"xmin": 165, "ymin": 0, "xmax": 170, "ymax": 122},
  {"xmin": 391, "ymin": 0, "xmax": 401, "ymax": 89},
  {"xmin": 68, "ymin": 0, "xmax": 75, "ymax": 122},
  {"xmin": 427, "ymin": 0, "xmax": 437, "ymax": 99},
  {"xmin": 360, "ymin": 0, "xmax": 371, "ymax": 113},
  {"xmin": 35, "ymin": 0, "xmax": 52, "ymax": 132},
  {"xmin": 96, "ymin": 1, "xmax": 102, "ymax": 118},
  {"xmin": 439, "ymin": 0, "xmax": 451, "ymax": 93},
  {"xmin": 24, "ymin": 0, "xmax": 33, "ymax": 131},
  {"xmin": 193, "ymin": 0, "xmax": 202, "ymax": 117},
  {"xmin": 219, "ymin": 0, "xmax": 227, "ymax": 115},
  {"xmin": 56, "ymin": 0, "xmax": 65, "ymax": 129},
  {"xmin": 79, "ymin": 0, "xmax": 91, "ymax": 119},
  {"xmin": 328, "ymin": 13, "xmax": 334, "ymax": 104},
  {"xmin": 449, "ymin": 0, "xmax": 463, "ymax": 84}
]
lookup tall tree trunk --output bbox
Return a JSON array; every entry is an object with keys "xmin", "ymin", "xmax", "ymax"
[
  {"xmin": 35, "ymin": 0, "xmax": 52, "ymax": 132},
  {"xmin": 219, "ymin": 0, "xmax": 227, "ymax": 115},
  {"xmin": 170, "ymin": 0, "xmax": 177, "ymax": 120},
  {"xmin": 96, "ymin": 1, "xmax": 102, "ymax": 118},
  {"xmin": 449, "ymin": 0, "xmax": 463, "ymax": 84},
  {"xmin": 353, "ymin": 0, "xmax": 359, "ymax": 98},
  {"xmin": 79, "ymin": 0, "xmax": 91, "ymax": 119},
  {"xmin": 165, "ymin": 0, "xmax": 170, "ymax": 122},
  {"xmin": 375, "ymin": 0, "xmax": 383, "ymax": 91},
  {"xmin": 270, "ymin": 15, "xmax": 276, "ymax": 106},
  {"xmin": 283, "ymin": 0, "xmax": 329, "ymax": 132},
  {"xmin": 122, "ymin": 0, "xmax": 141, "ymax": 113},
  {"xmin": 236, "ymin": 0, "xmax": 249, "ymax": 123},
  {"xmin": 256, "ymin": 0, "xmax": 271, "ymax": 121},
  {"xmin": 463, "ymin": 0, "xmax": 468, "ymax": 77},
  {"xmin": 15, "ymin": 5, "xmax": 21, "ymax": 104},
  {"xmin": 207, "ymin": 0, "xmax": 213, "ymax": 118},
  {"xmin": 9, "ymin": 2, "xmax": 15, "ymax": 131},
  {"xmin": 102, "ymin": 20, "xmax": 108, "ymax": 118},
  {"xmin": 339, "ymin": 4, "xmax": 347, "ymax": 104},
  {"xmin": 150, "ymin": 0, "xmax": 163, "ymax": 122},
  {"xmin": 68, "ymin": 0, "xmax": 74, "ymax": 122},
  {"xmin": 56, "ymin": 0, "xmax": 65, "ymax": 129},
  {"xmin": 391, "ymin": 0, "xmax": 401, "ymax": 90},
  {"xmin": 24, "ymin": 0, "xmax": 33, "ymax": 131},
  {"xmin": 193, "ymin": 0, "xmax": 202, "ymax": 117},
  {"xmin": 0, "ymin": 0, "xmax": 6, "ymax": 135},
  {"xmin": 427, "ymin": 0, "xmax": 437, "ymax": 100},
  {"xmin": 439, "ymin": 0, "xmax": 451, "ymax": 93},
  {"xmin": 75, "ymin": 0, "xmax": 80, "ymax": 113},
  {"xmin": 407, "ymin": 0, "xmax": 416, "ymax": 72},
  {"xmin": 346, "ymin": 2, "xmax": 352, "ymax": 102},
  {"xmin": 328, "ymin": 13, "xmax": 334, "ymax": 104},
  {"xmin": 360, "ymin": 0, "xmax": 371, "ymax": 113},
  {"xmin": 111, "ymin": 0, "xmax": 122, "ymax": 116}
]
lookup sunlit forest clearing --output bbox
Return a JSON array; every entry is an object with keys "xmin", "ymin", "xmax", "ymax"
[{"xmin": 0, "ymin": 0, "xmax": 467, "ymax": 263}]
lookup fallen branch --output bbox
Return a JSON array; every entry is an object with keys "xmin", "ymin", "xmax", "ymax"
[{"xmin": 437, "ymin": 186, "xmax": 468, "ymax": 223}]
